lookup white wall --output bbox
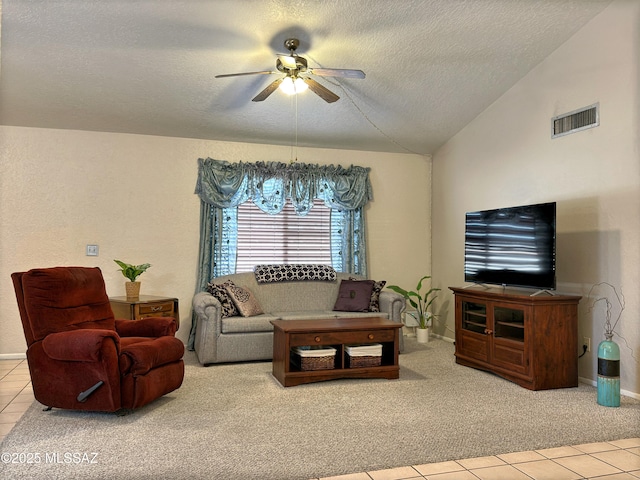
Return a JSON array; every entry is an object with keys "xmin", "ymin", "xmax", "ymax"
[
  {"xmin": 0, "ymin": 126, "xmax": 431, "ymax": 353},
  {"xmin": 432, "ymin": 0, "xmax": 639, "ymax": 396}
]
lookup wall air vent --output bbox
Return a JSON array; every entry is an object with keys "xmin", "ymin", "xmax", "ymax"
[{"xmin": 551, "ymin": 103, "xmax": 599, "ymax": 138}]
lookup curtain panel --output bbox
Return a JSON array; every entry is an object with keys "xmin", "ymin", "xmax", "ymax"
[{"xmin": 189, "ymin": 158, "xmax": 372, "ymax": 350}]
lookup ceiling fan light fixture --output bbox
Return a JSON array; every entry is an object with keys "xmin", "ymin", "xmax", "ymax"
[
  {"xmin": 216, "ymin": 38, "xmax": 362, "ymax": 103},
  {"xmin": 280, "ymin": 76, "xmax": 308, "ymax": 95},
  {"xmin": 279, "ymin": 55, "xmax": 298, "ymax": 69}
]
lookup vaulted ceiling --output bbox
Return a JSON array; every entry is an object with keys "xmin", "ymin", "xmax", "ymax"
[{"xmin": 0, "ymin": 0, "xmax": 612, "ymax": 155}]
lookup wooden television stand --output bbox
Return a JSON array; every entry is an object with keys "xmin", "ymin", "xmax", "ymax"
[{"xmin": 450, "ymin": 286, "xmax": 581, "ymax": 390}]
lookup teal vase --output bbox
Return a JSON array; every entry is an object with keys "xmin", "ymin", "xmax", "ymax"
[{"xmin": 597, "ymin": 333, "xmax": 620, "ymax": 407}]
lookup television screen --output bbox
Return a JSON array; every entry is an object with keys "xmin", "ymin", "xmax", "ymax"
[{"xmin": 464, "ymin": 202, "xmax": 556, "ymax": 290}]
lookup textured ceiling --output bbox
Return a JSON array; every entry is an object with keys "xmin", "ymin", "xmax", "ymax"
[{"xmin": 0, "ymin": 0, "xmax": 612, "ymax": 155}]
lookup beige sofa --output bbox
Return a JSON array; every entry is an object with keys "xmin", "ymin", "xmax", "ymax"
[{"xmin": 192, "ymin": 271, "xmax": 405, "ymax": 365}]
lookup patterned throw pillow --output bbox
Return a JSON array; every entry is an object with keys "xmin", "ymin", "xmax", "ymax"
[
  {"xmin": 333, "ymin": 279, "xmax": 375, "ymax": 312},
  {"xmin": 254, "ymin": 264, "xmax": 337, "ymax": 283},
  {"xmin": 224, "ymin": 283, "xmax": 264, "ymax": 317},
  {"xmin": 369, "ymin": 280, "xmax": 387, "ymax": 312},
  {"xmin": 349, "ymin": 277, "xmax": 386, "ymax": 312},
  {"xmin": 206, "ymin": 280, "xmax": 239, "ymax": 318}
]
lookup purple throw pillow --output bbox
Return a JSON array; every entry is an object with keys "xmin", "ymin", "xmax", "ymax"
[{"xmin": 333, "ymin": 279, "xmax": 375, "ymax": 312}]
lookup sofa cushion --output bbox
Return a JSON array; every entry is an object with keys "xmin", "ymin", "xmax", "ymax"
[
  {"xmin": 206, "ymin": 280, "xmax": 239, "ymax": 318},
  {"xmin": 212, "ymin": 271, "xmax": 361, "ymax": 313},
  {"xmin": 254, "ymin": 264, "xmax": 337, "ymax": 283},
  {"xmin": 225, "ymin": 283, "xmax": 264, "ymax": 317},
  {"xmin": 272, "ymin": 311, "xmax": 338, "ymax": 321},
  {"xmin": 274, "ymin": 311, "xmax": 389, "ymax": 321},
  {"xmin": 221, "ymin": 314, "xmax": 280, "ymax": 334},
  {"xmin": 333, "ymin": 279, "xmax": 375, "ymax": 312},
  {"xmin": 222, "ymin": 312, "xmax": 358, "ymax": 334},
  {"xmin": 331, "ymin": 311, "xmax": 389, "ymax": 320},
  {"xmin": 220, "ymin": 311, "xmax": 391, "ymax": 334}
]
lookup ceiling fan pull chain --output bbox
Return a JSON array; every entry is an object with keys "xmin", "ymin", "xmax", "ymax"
[
  {"xmin": 289, "ymin": 93, "xmax": 299, "ymax": 164},
  {"xmin": 294, "ymin": 92, "xmax": 299, "ymax": 163}
]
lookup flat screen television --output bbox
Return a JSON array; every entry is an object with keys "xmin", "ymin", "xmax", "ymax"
[{"xmin": 464, "ymin": 202, "xmax": 556, "ymax": 290}]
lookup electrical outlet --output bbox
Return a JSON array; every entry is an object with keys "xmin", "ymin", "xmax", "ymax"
[
  {"xmin": 86, "ymin": 244, "xmax": 99, "ymax": 256},
  {"xmin": 583, "ymin": 337, "xmax": 591, "ymax": 352}
]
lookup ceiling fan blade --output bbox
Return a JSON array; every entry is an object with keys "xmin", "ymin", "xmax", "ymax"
[
  {"xmin": 215, "ymin": 71, "xmax": 277, "ymax": 78},
  {"xmin": 252, "ymin": 78, "xmax": 284, "ymax": 102},
  {"xmin": 308, "ymin": 68, "xmax": 365, "ymax": 79},
  {"xmin": 302, "ymin": 77, "xmax": 339, "ymax": 103}
]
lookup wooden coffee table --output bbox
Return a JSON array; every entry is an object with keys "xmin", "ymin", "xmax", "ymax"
[{"xmin": 270, "ymin": 317, "xmax": 402, "ymax": 387}]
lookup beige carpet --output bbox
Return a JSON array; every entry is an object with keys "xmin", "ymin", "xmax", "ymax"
[{"xmin": 1, "ymin": 338, "xmax": 638, "ymax": 479}]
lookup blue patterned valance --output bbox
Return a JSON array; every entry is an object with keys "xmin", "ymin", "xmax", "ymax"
[{"xmin": 195, "ymin": 158, "xmax": 373, "ymax": 214}]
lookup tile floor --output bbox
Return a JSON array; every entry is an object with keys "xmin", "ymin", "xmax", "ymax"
[
  {"xmin": 1, "ymin": 359, "xmax": 638, "ymax": 480},
  {"xmin": 313, "ymin": 438, "xmax": 640, "ymax": 480},
  {"xmin": 0, "ymin": 359, "xmax": 34, "ymax": 443}
]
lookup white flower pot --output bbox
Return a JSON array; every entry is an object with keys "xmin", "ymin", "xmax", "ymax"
[{"xmin": 416, "ymin": 327, "xmax": 430, "ymax": 343}]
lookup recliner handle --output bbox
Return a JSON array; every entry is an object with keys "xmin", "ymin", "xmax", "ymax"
[{"xmin": 77, "ymin": 381, "xmax": 104, "ymax": 402}]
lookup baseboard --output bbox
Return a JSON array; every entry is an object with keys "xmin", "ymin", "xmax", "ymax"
[
  {"xmin": 0, "ymin": 353, "xmax": 26, "ymax": 360},
  {"xmin": 578, "ymin": 376, "xmax": 639, "ymax": 400},
  {"xmin": 431, "ymin": 333, "xmax": 455, "ymax": 343},
  {"xmin": 405, "ymin": 332, "xmax": 455, "ymax": 344},
  {"xmin": 579, "ymin": 376, "xmax": 597, "ymax": 388}
]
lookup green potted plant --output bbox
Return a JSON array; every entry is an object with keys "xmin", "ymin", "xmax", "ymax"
[
  {"xmin": 387, "ymin": 275, "xmax": 440, "ymax": 343},
  {"xmin": 114, "ymin": 260, "xmax": 151, "ymax": 299}
]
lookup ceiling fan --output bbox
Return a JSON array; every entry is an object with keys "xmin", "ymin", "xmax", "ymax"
[{"xmin": 215, "ymin": 38, "xmax": 365, "ymax": 103}]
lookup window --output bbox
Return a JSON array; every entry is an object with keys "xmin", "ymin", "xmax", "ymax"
[{"xmin": 235, "ymin": 199, "xmax": 333, "ymax": 273}]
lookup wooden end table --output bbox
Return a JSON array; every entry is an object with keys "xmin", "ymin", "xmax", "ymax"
[
  {"xmin": 109, "ymin": 295, "xmax": 180, "ymax": 329},
  {"xmin": 270, "ymin": 317, "xmax": 402, "ymax": 387}
]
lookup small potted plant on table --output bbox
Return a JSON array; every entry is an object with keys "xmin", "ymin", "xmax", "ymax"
[
  {"xmin": 387, "ymin": 275, "xmax": 440, "ymax": 343},
  {"xmin": 114, "ymin": 260, "xmax": 151, "ymax": 299}
]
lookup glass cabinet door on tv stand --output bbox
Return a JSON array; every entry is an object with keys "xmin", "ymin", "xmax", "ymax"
[
  {"xmin": 461, "ymin": 302, "xmax": 487, "ymax": 334},
  {"xmin": 493, "ymin": 306, "xmax": 525, "ymax": 342}
]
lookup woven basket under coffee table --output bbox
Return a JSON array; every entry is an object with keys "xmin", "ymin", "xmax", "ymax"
[
  {"xmin": 345, "ymin": 344, "xmax": 382, "ymax": 368},
  {"xmin": 291, "ymin": 346, "xmax": 337, "ymax": 371}
]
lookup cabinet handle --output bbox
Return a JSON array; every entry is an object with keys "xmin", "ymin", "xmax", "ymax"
[
  {"xmin": 151, "ymin": 306, "xmax": 162, "ymax": 312},
  {"xmin": 314, "ymin": 336, "xmax": 321, "ymax": 343},
  {"xmin": 485, "ymin": 329, "xmax": 493, "ymax": 335},
  {"xmin": 368, "ymin": 334, "xmax": 374, "ymax": 340}
]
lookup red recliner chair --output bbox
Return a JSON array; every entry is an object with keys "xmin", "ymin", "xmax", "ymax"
[{"xmin": 12, "ymin": 266, "xmax": 185, "ymax": 412}]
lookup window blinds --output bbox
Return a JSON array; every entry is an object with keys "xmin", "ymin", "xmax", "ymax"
[{"xmin": 235, "ymin": 199, "xmax": 332, "ymax": 273}]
